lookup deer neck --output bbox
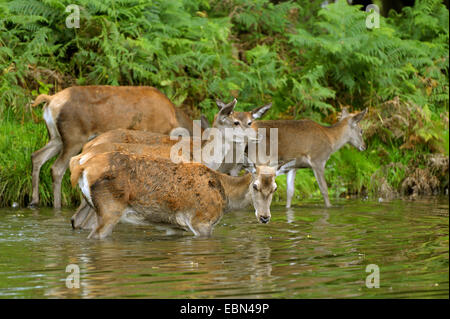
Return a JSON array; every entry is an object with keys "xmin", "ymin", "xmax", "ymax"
[
  {"xmin": 326, "ymin": 119, "xmax": 350, "ymax": 153},
  {"xmin": 218, "ymin": 173, "xmax": 253, "ymax": 211}
]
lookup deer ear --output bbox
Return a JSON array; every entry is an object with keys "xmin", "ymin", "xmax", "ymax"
[
  {"xmin": 251, "ymin": 103, "xmax": 272, "ymax": 119},
  {"xmin": 216, "ymin": 100, "xmax": 226, "ymax": 109},
  {"xmin": 242, "ymin": 156, "xmax": 256, "ymax": 174},
  {"xmin": 218, "ymin": 98, "xmax": 237, "ymax": 117},
  {"xmin": 340, "ymin": 107, "xmax": 350, "ymax": 120},
  {"xmin": 351, "ymin": 108, "xmax": 368, "ymax": 125},
  {"xmin": 244, "ymin": 163, "xmax": 256, "ymax": 174},
  {"xmin": 230, "ymin": 98, "xmax": 237, "ymax": 108}
]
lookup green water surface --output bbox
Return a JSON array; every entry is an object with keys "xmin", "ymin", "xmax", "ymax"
[{"xmin": 0, "ymin": 197, "xmax": 448, "ymax": 298}]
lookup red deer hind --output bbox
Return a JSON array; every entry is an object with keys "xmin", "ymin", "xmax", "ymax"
[
  {"xmin": 249, "ymin": 108, "xmax": 368, "ymax": 208},
  {"xmin": 70, "ymin": 151, "xmax": 279, "ymax": 239}
]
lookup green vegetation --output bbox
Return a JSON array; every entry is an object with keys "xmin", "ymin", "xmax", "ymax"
[{"xmin": 0, "ymin": 0, "xmax": 448, "ymax": 207}]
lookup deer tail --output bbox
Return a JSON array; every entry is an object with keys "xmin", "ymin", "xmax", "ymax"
[
  {"xmin": 32, "ymin": 94, "xmax": 53, "ymax": 107},
  {"xmin": 69, "ymin": 155, "xmax": 85, "ymax": 188}
]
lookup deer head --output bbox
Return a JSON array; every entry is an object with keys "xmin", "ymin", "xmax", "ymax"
[
  {"xmin": 345, "ymin": 108, "xmax": 368, "ymax": 151},
  {"xmin": 250, "ymin": 166, "xmax": 277, "ymax": 224},
  {"xmin": 213, "ymin": 99, "xmax": 272, "ymax": 142}
]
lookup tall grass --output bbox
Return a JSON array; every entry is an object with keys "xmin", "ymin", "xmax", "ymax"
[{"xmin": 0, "ymin": 116, "xmax": 80, "ymax": 207}]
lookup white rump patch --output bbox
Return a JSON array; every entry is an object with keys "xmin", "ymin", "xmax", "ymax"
[
  {"xmin": 79, "ymin": 154, "xmax": 91, "ymax": 165},
  {"xmin": 43, "ymin": 107, "xmax": 59, "ymax": 138},
  {"xmin": 78, "ymin": 170, "xmax": 94, "ymax": 207}
]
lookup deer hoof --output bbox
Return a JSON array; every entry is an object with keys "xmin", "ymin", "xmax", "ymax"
[{"xmin": 70, "ymin": 217, "xmax": 77, "ymax": 229}]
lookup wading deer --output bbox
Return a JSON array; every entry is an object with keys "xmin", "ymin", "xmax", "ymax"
[
  {"xmin": 69, "ymin": 141, "xmax": 182, "ymax": 230},
  {"xmin": 69, "ymin": 99, "xmax": 272, "ymax": 229},
  {"xmin": 70, "ymin": 151, "xmax": 278, "ymax": 239},
  {"xmin": 249, "ymin": 108, "xmax": 368, "ymax": 208},
  {"xmin": 30, "ymin": 85, "xmax": 198, "ymax": 209}
]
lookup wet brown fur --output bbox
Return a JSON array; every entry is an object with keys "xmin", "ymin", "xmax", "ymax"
[
  {"xmin": 70, "ymin": 129, "xmax": 237, "ymax": 229},
  {"xmin": 69, "ymin": 142, "xmax": 179, "ymax": 187},
  {"xmin": 73, "ymin": 151, "xmax": 276, "ymax": 239}
]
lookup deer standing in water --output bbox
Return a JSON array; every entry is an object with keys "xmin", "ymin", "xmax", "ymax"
[
  {"xmin": 69, "ymin": 99, "xmax": 272, "ymax": 229},
  {"xmin": 69, "ymin": 140, "xmax": 188, "ymax": 230},
  {"xmin": 70, "ymin": 151, "xmax": 278, "ymax": 239},
  {"xmin": 30, "ymin": 85, "xmax": 198, "ymax": 209}
]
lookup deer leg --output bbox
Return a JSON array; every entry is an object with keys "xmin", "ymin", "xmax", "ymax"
[
  {"xmin": 88, "ymin": 213, "xmax": 122, "ymax": 240},
  {"xmin": 71, "ymin": 198, "xmax": 91, "ymax": 229},
  {"xmin": 312, "ymin": 165, "xmax": 331, "ymax": 208},
  {"xmin": 192, "ymin": 223, "xmax": 213, "ymax": 237},
  {"xmin": 88, "ymin": 202, "xmax": 126, "ymax": 239},
  {"xmin": 286, "ymin": 169, "xmax": 297, "ymax": 208},
  {"xmin": 51, "ymin": 143, "xmax": 83, "ymax": 209},
  {"xmin": 190, "ymin": 212, "xmax": 216, "ymax": 237},
  {"xmin": 80, "ymin": 208, "xmax": 98, "ymax": 230},
  {"xmin": 29, "ymin": 138, "xmax": 63, "ymax": 207}
]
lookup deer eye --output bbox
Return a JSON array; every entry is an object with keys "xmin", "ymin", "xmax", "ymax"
[
  {"xmin": 247, "ymin": 121, "xmax": 252, "ymax": 126},
  {"xmin": 234, "ymin": 121, "xmax": 240, "ymax": 126}
]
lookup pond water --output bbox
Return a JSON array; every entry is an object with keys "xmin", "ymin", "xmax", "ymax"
[{"xmin": 0, "ymin": 197, "xmax": 448, "ymax": 299}]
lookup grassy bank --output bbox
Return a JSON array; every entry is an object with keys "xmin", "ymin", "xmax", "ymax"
[
  {"xmin": 0, "ymin": 115, "xmax": 81, "ymax": 207},
  {"xmin": 0, "ymin": 0, "xmax": 448, "ymax": 207}
]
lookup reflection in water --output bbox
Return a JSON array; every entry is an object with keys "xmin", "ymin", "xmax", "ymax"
[
  {"xmin": 0, "ymin": 197, "xmax": 448, "ymax": 298},
  {"xmin": 286, "ymin": 208, "xmax": 295, "ymax": 224}
]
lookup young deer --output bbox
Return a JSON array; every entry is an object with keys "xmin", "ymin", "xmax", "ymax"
[
  {"xmin": 70, "ymin": 151, "xmax": 278, "ymax": 239},
  {"xmin": 210, "ymin": 100, "xmax": 272, "ymax": 176},
  {"xmin": 249, "ymin": 108, "xmax": 368, "ymax": 208},
  {"xmin": 30, "ymin": 85, "xmax": 198, "ymax": 209}
]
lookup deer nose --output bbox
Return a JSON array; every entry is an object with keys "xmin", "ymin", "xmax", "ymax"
[
  {"xmin": 259, "ymin": 216, "xmax": 270, "ymax": 224},
  {"xmin": 359, "ymin": 145, "xmax": 366, "ymax": 151}
]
